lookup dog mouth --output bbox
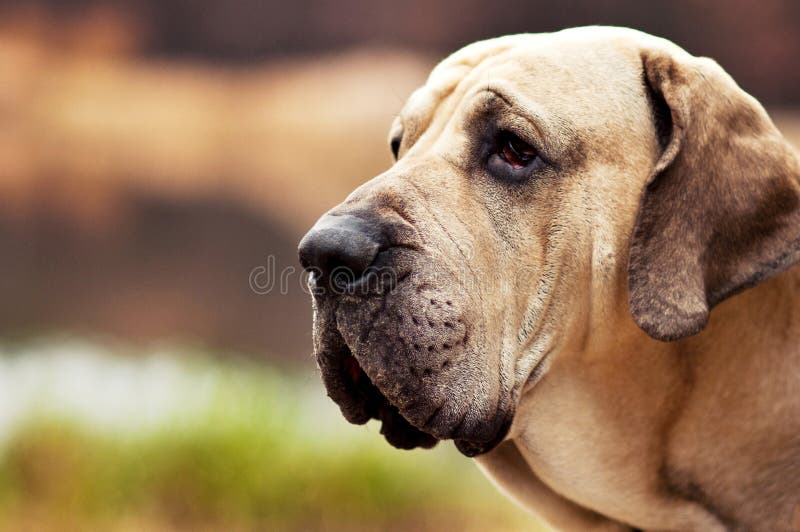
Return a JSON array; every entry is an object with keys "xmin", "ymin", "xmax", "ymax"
[
  {"xmin": 308, "ymin": 248, "xmax": 515, "ymax": 456},
  {"xmin": 315, "ymin": 316, "xmax": 514, "ymax": 456},
  {"xmin": 322, "ymin": 337, "xmax": 439, "ymax": 450}
]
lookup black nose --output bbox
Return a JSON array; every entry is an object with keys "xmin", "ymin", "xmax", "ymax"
[{"xmin": 298, "ymin": 214, "xmax": 383, "ymax": 287}]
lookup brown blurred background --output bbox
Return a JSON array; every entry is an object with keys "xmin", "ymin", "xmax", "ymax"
[
  {"xmin": 0, "ymin": 2, "xmax": 798, "ymax": 531},
  {"xmin": 0, "ymin": 0, "xmax": 798, "ymax": 361}
]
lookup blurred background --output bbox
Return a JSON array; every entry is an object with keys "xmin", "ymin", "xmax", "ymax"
[{"xmin": 0, "ymin": 1, "xmax": 797, "ymax": 530}]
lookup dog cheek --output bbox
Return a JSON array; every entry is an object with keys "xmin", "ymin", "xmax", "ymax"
[{"xmin": 398, "ymin": 293, "xmax": 470, "ymax": 376}]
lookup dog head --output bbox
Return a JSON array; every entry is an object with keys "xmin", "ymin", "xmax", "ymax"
[{"xmin": 298, "ymin": 27, "xmax": 800, "ymax": 456}]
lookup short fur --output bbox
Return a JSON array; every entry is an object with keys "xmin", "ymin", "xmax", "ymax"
[{"xmin": 301, "ymin": 27, "xmax": 800, "ymax": 531}]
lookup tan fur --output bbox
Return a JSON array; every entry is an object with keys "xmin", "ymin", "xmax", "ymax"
[{"xmin": 304, "ymin": 26, "xmax": 800, "ymax": 530}]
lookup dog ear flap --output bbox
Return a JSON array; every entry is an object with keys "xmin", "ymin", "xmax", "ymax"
[{"xmin": 627, "ymin": 48, "xmax": 800, "ymax": 341}]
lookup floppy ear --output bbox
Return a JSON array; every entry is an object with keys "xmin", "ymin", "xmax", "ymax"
[{"xmin": 627, "ymin": 48, "xmax": 800, "ymax": 341}]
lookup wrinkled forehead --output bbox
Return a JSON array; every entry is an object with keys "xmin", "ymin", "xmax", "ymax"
[{"xmin": 395, "ymin": 28, "xmax": 652, "ymax": 142}]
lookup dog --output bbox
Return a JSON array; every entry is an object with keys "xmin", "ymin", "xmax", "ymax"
[{"xmin": 298, "ymin": 26, "xmax": 800, "ymax": 531}]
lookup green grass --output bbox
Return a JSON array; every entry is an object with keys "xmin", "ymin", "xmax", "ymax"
[{"xmin": 0, "ymin": 349, "xmax": 537, "ymax": 531}]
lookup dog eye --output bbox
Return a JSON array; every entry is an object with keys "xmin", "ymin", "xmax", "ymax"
[
  {"xmin": 390, "ymin": 135, "xmax": 402, "ymax": 160},
  {"xmin": 498, "ymin": 131, "xmax": 537, "ymax": 168},
  {"xmin": 486, "ymin": 130, "xmax": 543, "ymax": 182}
]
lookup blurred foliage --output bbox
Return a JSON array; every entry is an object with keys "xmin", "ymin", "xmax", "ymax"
[{"xmin": 0, "ymin": 353, "xmax": 537, "ymax": 531}]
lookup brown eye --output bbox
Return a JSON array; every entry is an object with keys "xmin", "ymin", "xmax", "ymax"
[{"xmin": 499, "ymin": 132, "xmax": 537, "ymax": 168}]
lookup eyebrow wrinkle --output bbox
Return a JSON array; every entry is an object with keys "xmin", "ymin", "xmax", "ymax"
[
  {"xmin": 483, "ymin": 87, "xmax": 549, "ymax": 141},
  {"xmin": 479, "ymin": 84, "xmax": 578, "ymax": 165}
]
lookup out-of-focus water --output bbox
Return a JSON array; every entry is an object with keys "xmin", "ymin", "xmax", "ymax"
[
  {"xmin": 0, "ymin": 342, "xmax": 210, "ymax": 441},
  {"xmin": 0, "ymin": 341, "xmax": 311, "ymax": 440}
]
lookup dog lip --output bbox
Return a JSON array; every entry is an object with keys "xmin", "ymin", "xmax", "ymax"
[
  {"xmin": 318, "ymin": 333, "xmax": 440, "ymax": 450},
  {"xmin": 453, "ymin": 409, "xmax": 514, "ymax": 457},
  {"xmin": 319, "ymin": 342, "xmax": 372, "ymax": 426},
  {"xmin": 315, "ymin": 279, "xmax": 508, "ymax": 454},
  {"xmin": 318, "ymin": 307, "xmax": 513, "ymax": 454},
  {"xmin": 319, "ymin": 322, "xmax": 514, "ymax": 456}
]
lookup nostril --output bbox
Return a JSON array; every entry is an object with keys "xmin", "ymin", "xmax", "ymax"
[
  {"xmin": 297, "ymin": 214, "xmax": 384, "ymax": 287},
  {"xmin": 327, "ymin": 239, "xmax": 380, "ymax": 289}
]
